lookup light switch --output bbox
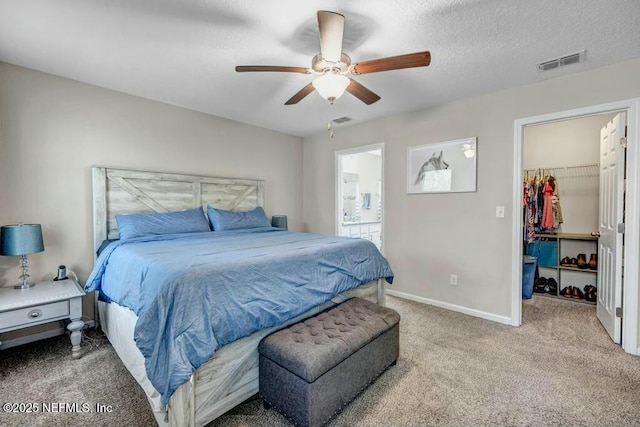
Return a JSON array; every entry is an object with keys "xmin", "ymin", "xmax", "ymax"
[{"xmin": 496, "ymin": 206, "xmax": 505, "ymax": 218}]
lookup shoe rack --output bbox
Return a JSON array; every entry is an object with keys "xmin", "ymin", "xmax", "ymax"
[{"xmin": 534, "ymin": 233, "xmax": 598, "ymax": 305}]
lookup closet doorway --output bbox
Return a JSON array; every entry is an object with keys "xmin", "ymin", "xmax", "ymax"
[
  {"xmin": 522, "ymin": 113, "xmax": 615, "ymax": 325},
  {"xmin": 335, "ymin": 143, "xmax": 384, "ymax": 252},
  {"xmin": 511, "ymin": 98, "xmax": 640, "ymax": 356}
]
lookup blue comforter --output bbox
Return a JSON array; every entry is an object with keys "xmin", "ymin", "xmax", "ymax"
[{"xmin": 85, "ymin": 227, "xmax": 393, "ymax": 406}]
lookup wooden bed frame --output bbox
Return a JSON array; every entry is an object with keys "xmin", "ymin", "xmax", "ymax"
[{"xmin": 91, "ymin": 166, "xmax": 385, "ymax": 427}]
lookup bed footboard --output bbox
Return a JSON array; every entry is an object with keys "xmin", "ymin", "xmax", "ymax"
[{"xmin": 167, "ymin": 279, "xmax": 384, "ymax": 427}]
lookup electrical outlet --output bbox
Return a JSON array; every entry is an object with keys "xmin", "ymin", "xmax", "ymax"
[{"xmin": 450, "ymin": 274, "xmax": 458, "ymax": 286}]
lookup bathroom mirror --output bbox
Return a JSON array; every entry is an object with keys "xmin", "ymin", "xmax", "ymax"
[{"xmin": 342, "ymin": 173, "xmax": 360, "ymax": 223}]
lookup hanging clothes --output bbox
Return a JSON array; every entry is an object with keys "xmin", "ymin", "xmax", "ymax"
[
  {"xmin": 528, "ymin": 180, "xmax": 536, "ymax": 241},
  {"xmin": 541, "ymin": 176, "xmax": 555, "ymax": 230},
  {"xmin": 551, "ymin": 178, "xmax": 564, "ymax": 228},
  {"xmin": 523, "ymin": 177, "xmax": 536, "ymax": 243},
  {"xmin": 536, "ymin": 176, "xmax": 545, "ymax": 228},
  {"xmin": 524, "ymin": 170, "xmax": 563, "ymax": 235}
]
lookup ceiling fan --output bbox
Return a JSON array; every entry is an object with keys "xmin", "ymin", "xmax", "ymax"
[{"xmin": 235, "ymin": 11, "xmax": 431, "ymax": 106}]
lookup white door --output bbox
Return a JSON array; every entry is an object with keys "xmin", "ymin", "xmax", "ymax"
[{"xmin": 597, "ymin": 112, "xmax": 626, "ymax": 344}]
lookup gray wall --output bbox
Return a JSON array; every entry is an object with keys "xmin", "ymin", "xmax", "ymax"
[
  {"xmin": 303, "ymin": 58, "xmax": 640, "ymax": 321},
  {"xmin": 0, "ymin": 63, "xmax": 303, "ymax": 329}
]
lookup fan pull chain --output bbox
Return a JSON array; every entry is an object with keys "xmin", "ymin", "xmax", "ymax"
[{"xmin": 327, "ymin": 122, "xmax": 334, "ymax": 139}]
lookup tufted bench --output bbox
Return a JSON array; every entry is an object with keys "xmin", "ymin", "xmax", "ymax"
[{"xmin": 258, "ymin": 297, "xmax": 400, "ymax": 427}]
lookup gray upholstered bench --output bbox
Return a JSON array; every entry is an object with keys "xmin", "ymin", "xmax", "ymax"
[{"xmin": 258, "ymin": 297, "xmax": 400, "ymax": 427}]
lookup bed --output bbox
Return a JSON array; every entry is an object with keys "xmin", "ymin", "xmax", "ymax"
[{"xmin": 88, "ymin": 167, "xmax": 392, "ymax": 427}]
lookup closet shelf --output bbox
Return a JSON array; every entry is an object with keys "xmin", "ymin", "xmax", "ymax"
[
  {"xmin": 535, "ymin": 293, "xmax": 596, "ymax": 306},
  {"xmin": 558, "ymin": 266, "xmax": 597, "ymax": 273},
  {"xmin": 527, "ymin": 233, "xmax": 599, "ymax": 303},
  {"xmin": 534, "ymin": 233, "xmax": 598, "ymax": 241},
  {"xmin": 524, "ymin": 162, "xmax": 599, "ymax": 178}
]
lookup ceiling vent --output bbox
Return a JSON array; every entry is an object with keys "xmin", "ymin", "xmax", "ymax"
[
  {"xmin": 537, "ymin": 50, "xmax": 585, "ymax": 71},
  {"xmin": 332, "ymin": 116, "xmax": 353, "ymax": 124}
]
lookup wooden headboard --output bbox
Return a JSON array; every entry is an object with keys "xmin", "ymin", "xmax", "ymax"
[{"xmin": 92, "ymin": 167, "xmax": 264, "ymax": 254}]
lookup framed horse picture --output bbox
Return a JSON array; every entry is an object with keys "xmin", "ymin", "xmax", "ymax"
[{"xmin": 407, "ymin": 137, "xmax": 477, "ymax": 194}]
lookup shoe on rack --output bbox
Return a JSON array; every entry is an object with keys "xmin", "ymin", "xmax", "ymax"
[
  {"xmin": 560, "ymin": 256, "xmax": 571, "ymax": 266},
  {"xmin": 561, "ymin": 286, "xmax": 573, "ymax": 298},
  {"xmin": 588, "ymin": 253, "xmax": 598, "ymax": 270},
  {"xmin": 534, "ymin": 277, "xmax": 548, "ymax": 293},
  {"xmin": 547, "ymin": 278, "xmax": 558, "ymax": 295},
  {"xmin": 572, "ymin": 286, "xmax": 585, "ymax": 299},
  {"xmin": 577, "ymin": 254, "xmax": 588, "ymax": 269},
  {"xmin": 584, "ymin": 285, "xmax": 597, "ymax": 302},
  {"xmin": 570, "ymin": 258, "xmax": 578, "ymax": 267}
]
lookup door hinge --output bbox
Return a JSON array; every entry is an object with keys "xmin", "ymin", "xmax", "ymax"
[
  {"xmin": 618, "ymin": 223, "xmax": 625, "ymax": 234},
  {"xmin": 620, "ymin": 137, "xmax": 627, "ymax": 148},
  {"xmin": 616, "ymin": 307, "xmax": 623, "ymax": 318}
]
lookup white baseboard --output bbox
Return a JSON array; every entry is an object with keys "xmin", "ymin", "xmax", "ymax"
[
  {"xmin": 0, "ymin": 319, "xmax": 97, "ymax": 350},
  {"xmin": 386, "ymin": 289, "xmax": 512, "ymax": 325}
]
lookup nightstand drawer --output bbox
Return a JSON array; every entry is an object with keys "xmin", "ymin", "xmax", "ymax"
[{"xmin": 0, "ymin": 300, "xmax": 69, "ymax": 330}]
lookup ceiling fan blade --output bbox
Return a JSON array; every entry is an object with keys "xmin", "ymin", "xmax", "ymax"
[
  {"xmin": 352, "ymin": 51, "xmax": 431, "ymax": 75},
  {"xmin": 285, "ymin": 83, "xmax": 316, "ymax": 105},
  {"xmin": 346, "ymin": 79, "xmax": 381, "ymax": 105},
  {"xmin": 317, "ymin": 11, "xmax": 344, "ymax": 63},
  {"xmin": 235, "ymin": 65, "xmax": 311, "ymax": 73}
]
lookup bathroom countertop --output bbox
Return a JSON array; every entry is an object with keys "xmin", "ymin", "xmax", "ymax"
[{"xmin": 342, "ymin": 220, "xmax": 381, "ymax": 226}]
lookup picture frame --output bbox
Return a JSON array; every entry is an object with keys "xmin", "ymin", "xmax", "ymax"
[{"xmin": 407, "ymin": 137, "xmax": 477, "ymax": 194}]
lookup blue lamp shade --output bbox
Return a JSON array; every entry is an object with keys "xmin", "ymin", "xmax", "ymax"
[
  {"xmin": 271, "ymin": 215, "xmax": 288, "ymax": 230},
  {"xmin": 0, "ymin": 224, "xmax": 45, "ymax": 256}
]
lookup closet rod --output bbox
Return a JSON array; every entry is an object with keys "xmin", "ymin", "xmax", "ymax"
[{"xmin": 523, "ymin": 162, "xmax": 599, "ymax": 172}]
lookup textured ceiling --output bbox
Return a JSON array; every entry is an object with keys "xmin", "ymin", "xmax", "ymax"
[{"xmin": 1, "ymin": 0, "xmax": 639, "ymax": 137}]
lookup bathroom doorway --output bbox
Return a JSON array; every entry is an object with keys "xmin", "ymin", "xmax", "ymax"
[{"xmin": 335, "ymin": 143, "xmax": 384, "ymax": 252}]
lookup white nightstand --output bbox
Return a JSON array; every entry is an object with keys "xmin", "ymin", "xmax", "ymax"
[{"xmin": 0, "ymin": 279, "xmax": 86, "ymax": 359}]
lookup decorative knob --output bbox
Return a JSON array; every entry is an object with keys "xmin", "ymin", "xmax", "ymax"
[{"xmin": 28, "ymin": 309, "xmax": 42, "ymax": 319}]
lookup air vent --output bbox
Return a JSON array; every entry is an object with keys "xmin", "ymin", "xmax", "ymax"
[
  {"xmin": 332, "ymin": 116, "xmax": 352, "ymax": 124},
  {"xmin": 560, "ymin": 52, "xmax": 581, "ymax": 66},
  {"xmin": 537, "ymin": 50, "xmax": 585, "ymax": 71},
  {"xmin": 538, "ymin": 59, "xmax": 559, "ymax": 71}
]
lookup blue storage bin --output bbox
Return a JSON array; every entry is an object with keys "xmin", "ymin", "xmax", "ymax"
[
  {"xmin": 522, "ymin": 256, "xmax": 537, "ymax": 300},
  {"xmin": 525, "ymin": 239, "xmax": 557, "ymax": 267}
]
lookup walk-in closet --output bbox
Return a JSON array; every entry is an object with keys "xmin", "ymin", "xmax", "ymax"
[{"xmin": 522, "ymin": 112, "xmax": 617, "ymax": 307}]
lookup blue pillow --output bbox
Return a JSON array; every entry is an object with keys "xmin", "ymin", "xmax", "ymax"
[
  {"xmin": 207, "ymin": 206, "xmax": 270, "ymax": 231},
  {"xmin": 116, "ymin": 207, "xmax": 210, "ymax": 240}
]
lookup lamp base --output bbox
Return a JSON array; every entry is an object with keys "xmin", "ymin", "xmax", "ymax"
[
  {"xmin": 13, "ymin": 255, "xmax": 35, "ymax": 289},
  {"xmin": 14, "ymin": 281, "xmax": 35, "ymax": 290}
]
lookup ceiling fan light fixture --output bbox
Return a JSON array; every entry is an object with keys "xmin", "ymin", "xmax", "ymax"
[
  {"xmin": 235, "ymin": 10, "xmax": 431, "ymax": 106},
  {"xmin": 312, "ymin": 73, "xmax": 350, "ymax": 104}
]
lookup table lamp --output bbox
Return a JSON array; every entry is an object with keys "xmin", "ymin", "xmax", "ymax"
[{"xmin": 0, "ymin": 224, "xmax": 45, "ymax": 289}]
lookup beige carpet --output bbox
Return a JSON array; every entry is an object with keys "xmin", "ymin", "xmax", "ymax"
[
  {"xmin": 2, "ymin": 295, "xmax": 640, "ymax": 427},
  {"xmin": 0, "ymin": 328, "xmax": 155, "ymax": 427}
]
